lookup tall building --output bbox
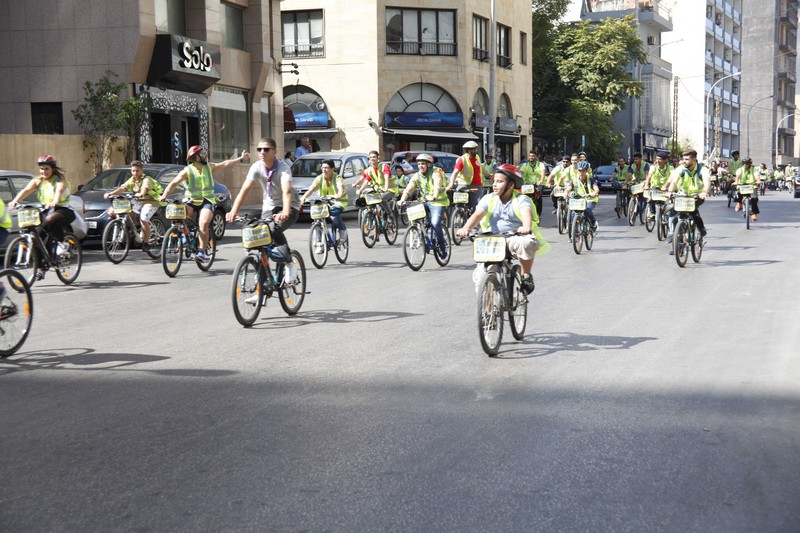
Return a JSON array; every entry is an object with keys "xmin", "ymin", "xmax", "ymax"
[
  {"xmin": 0, "ymin": 0, "xmax": 284, "ymax": 189},
  {"xmin": 279, "ymin": 0, "xmax": 532, "ymax": 164},
  {"xmin": 664, "ymin": 0, "xmax": 743, "ymax": 162},
  {"xmin": 741, "ymin": 0, "xmax": 797, "ymax": 166},
  {"xmin": 581, "ymin": 0, "xmax": 675, "ymax": 160}
]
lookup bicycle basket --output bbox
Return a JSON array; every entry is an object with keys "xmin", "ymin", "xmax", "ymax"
[
  {"xmin": 738, "ymin": 184, "xmax": 754, "ymax": 195},
  {"xmin": 520, "ymin": 184, "xmax": 536, "ymax": 195},
  {"xmin": 406, "ymin": 202, "xmax": 427, "ymax": 221},
  {"xmin": 365, "ymin": 190, "xmax": 382, "ymax": 205},
  {"xmin": 648, "ymin": 190, "xmax": 667, "ymax": 202},
  {"xmin": 310, "ymin": 203, "xmax": 330, "ymax": 220},
  {"xmin": 569, "ymin": 198, "xmax": 587, "ymax": 211},
  {"xmin": 17, "ymin": 209, "xmax": 41, "ymax": 228},
  {"xmin": 112, "ymin": 198, "xmax": 132, "ymax": 214},
  {"xmin": 473, "ymin": 236, "xmax": 507, "ymax": 263},
  {"xmin": 166, "ymin": 204, "xmax": 187, "ymax": 219},
  {"xmin": 552, "ymin": 187, "xmax": 566, "ymax": 198},
  {"xmin": 453, "ymin": 191, "xmax": 470, "ymax": 204},
  {"xmin": 242, "ymin": 223, "xmax": 272, "ymax": 248},
  {"xmin": 674, "ymin": 196, "xmax": 696, "ymax": 212},
  {"xmin": 631, "ymin": 183, "xmax": 645, "ymax": 195}
]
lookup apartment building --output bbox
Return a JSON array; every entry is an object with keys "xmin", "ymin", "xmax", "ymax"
[
  {"xmin": 582, "ymin": 0, "xmax": 675, "ymax": 160},
  {"xmin": 741, "ymin": 0, "xmax": 797, "ymax": 166},
  {"xmin": 279, "ymin": 0, "xmax": 532, "ymax": 164},
  {"xmin": 0, "ymin": 0, "xmax": 284, "ymax": 185},
  {"xmin": 663, "ymin": 0, "xmax": 743, "ymax": 162}
]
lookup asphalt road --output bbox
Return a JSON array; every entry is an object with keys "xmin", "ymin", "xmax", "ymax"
[{"xmin": 2, "ymin": 191, "xmax": 799, "ymax": 532}]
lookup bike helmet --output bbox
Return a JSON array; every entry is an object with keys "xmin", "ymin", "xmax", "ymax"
[
  {"xmin": 743, "ymin": 157, "xmax": 753, "ymax": 164},
  {"xmin": 37, "ymin": 154, "xmax": 57, "ymax": 167},
  {"xmin": 576, "ymin": 161, "xmax": 590, "ymax": 171},
  {"xmin": 462, "ymin": 140, "xmax": 479, "ymax": 150},
  {"xmin": 416, "ymin": 153, "xmax": 434, "ymax": 163},
  {"xmin": 186, "ymin": 145, "xmax": 204, "ymax": 162},
  {"xmin": 496, "ymin": 163, "xmax": 523, "ymax": 188}
]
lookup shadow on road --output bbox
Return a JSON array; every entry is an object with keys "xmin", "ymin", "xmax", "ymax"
[
  {"xmin": 246, "ymin": 308, "xmax": 423, "ymax": 330},
  {"xmin": 494, "ymin": 331, "xmax": 657, "ymax": 359},
  {"xmin": 700, "ymin": 259, "xmax": 782, "ymax": 267},
  {"xmin": 71, "ymin": 279, "xmax": 171, "ymax": 290}
]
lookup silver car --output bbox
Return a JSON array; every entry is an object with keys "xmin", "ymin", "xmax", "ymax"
[{"xmin": 291, "ymin": 152, "xmax": 370, "ymax": 214}]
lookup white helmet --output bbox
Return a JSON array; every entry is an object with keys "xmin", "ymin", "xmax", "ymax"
[
  {"xmin": 416, "ymin": 153, "xmax": 434, "ymax": 163},
  {"xmin": 463, "ymin": 140, "xmax": 479, "ymax": 149}
]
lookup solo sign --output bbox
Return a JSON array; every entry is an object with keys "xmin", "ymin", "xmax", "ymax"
[{"xmin": 179, "ymin": 41, "xmax": 213, "ymax": 72}]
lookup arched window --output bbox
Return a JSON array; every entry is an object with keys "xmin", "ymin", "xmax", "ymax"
[
  {"xmin": 384, "ymin": 83, "xmax": 463, "ymax": 128},
  {"xmin": 283, "ymin": 85, "xmax": 329, "ymax": 128}
]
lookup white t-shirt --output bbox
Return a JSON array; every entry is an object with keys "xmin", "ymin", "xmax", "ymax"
[{"xmin": 245, "ymin": 159, "xmax": 300, "ymax": 215}]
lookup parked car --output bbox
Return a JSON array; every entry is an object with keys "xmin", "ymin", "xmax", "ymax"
[
  {"xmin": 390, "ymin": 151, "xmax": 460, "ymax": 176},
  {"xmin": 73, "ymin": 164, "xmax": 232, "ymax": 242},
  {"xmin": 0, "ymin": 170, "xmax": 87, "ymax": 240},
  {"xmin": 290, "ymin": 152, "xmax": 370, "ymax": 214},
  {"xmin": 593, "ymin": 165, "xmax": 619, "ymax": 192}
]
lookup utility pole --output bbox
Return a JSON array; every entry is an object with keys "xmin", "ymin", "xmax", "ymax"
[{"xmin": 672, "ymin": 76, "xmax": 679, "ymax": 156}]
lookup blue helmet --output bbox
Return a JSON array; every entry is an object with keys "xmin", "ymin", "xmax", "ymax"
[{"xmin": 577, "ymin": 161, "xmax": 590, "ymax": 171}]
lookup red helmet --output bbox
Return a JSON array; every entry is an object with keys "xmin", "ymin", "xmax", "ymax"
[
  {"xmin": 37, "ymin": 154, "xmax": 57, "ymax": 167},
  {"xmin": 496, "ymin": 163, "xmax": 523, "ymax": 188},
  {"xmin": 186, "ymin": 145, "xmax": 204, "ymax": 162}
]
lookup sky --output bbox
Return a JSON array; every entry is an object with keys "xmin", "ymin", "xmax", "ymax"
[{"xmin": 562, "ymin": 0, "xmax": 584, "ymax": 22}]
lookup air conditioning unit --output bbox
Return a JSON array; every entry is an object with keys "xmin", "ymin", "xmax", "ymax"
[
  {"xmin": 647, "ymin": 36, "xmax": 656, "ymax": 45},
  {"xmin": 715, "ymin": 13, "xmax": 722, "ymax": 25}
]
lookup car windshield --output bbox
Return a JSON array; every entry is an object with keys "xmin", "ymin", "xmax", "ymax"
[{"xmin": 292, "ymin": 158, "xmax": 342, "ymax": 178}]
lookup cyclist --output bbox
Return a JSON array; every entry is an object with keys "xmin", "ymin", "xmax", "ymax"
[
  {"xmin": 644, "ymin": 150, "xmax": 673, "ymax": 220},
  {"xmin": 546, "ymin": 155, "xmax": 571, "ymax": 214},
  {"xmin": 103, "ymin": 160, "xmax": 161, "ymax": 250},
  {"xmin": 447, "ymin": 140, "xmax": 484, "ymax": 210},
  {"xmin": 161, "ymin": 145, "xmax": 246, "ymax": 261},
  {"xmin": 564, "ymin": 161, "xmax": 599, "ymax": 231},
  {"xmin": 456, "ymin": 164, "xmax": 550, "ymax": 294},
  {"xmin": 519, "ymin": 150, "xmax": 547, "ymax": 219},
  {"xmin": 728, "ymin": 150, "xmax": 743, "ymax": 179},
  {"xmin": 398, "ymin": 153, "xmax": 450, "ymax": 259},
  {"xmin": 356, "ymin": 150, "xmax": 395, "ymax": 216},
  {"xmin": 9, "ymin": 155, "xmax": 75, "ymax": 258},
  {"xmin": 300, "ymin": 158, "xmax": 349, "ymax": 243},
  {"xmin": 625, "ymin": 152, "xmax": 650, "ymax": 219},
  {"xmin": 481, "ymin": 152, "xmax": 497, "ymax": 188},
  {"xmin": 665, "ymin": 149, "xmax": 711, "ymax": 245},
  {"xmin": 611, "ymin": 155, "xmax": 628, "ymax": 215},
  {"xmin": 227, "ymin": 137, "xmax": 300, "ymax": 253},
  {"xmin": 733, "ymin": 157, "xmax": 760, "ymax": 222},
  {"xmin": 577, "ymin": 152, "xmax": 593, "ymax": 177}
]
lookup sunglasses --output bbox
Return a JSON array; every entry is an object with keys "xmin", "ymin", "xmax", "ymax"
[{"xmin": 257, "ymin": 147, "xmax": 274, "ymax": 152}]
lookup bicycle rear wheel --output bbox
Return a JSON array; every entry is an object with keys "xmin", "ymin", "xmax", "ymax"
[
  {"xmin": 55, "ymin": 233, "xmax": 82, "ymax": 285},
  {"xmin": 144, "ymin": 217, "xmax": 165, "ymax": 260},
  {"xmin": 308, "ymin": 222, "xmax": 328, "ymax": 269},
  {"xmin": 656, "ymin": 205, "xmax": 666, "ymax": 241},
  {"xmin": 478, "ymin": 275, "xmax": 503, "ymax": 356},
  {"xmin": 0, "ymin": 269, "xmax": 33, "ymax": 357},
  {"xmin": 691, "ymin": 232, "xmax": 704, "ymax": 263},
  {"xmin": 279, "ymin": 250, "xmax": 306, "ymax": 315},
  {"xmin": 161, "ymin": 227, "xmax": 183, "ymax": 277},
  {"xmin": 403, "ymin": 224, "xmax": 426, "ymax": 271},
  {"xmin": 507, "ymin": 265, "xmax": 527, "ymax": 341},
  {"xmin": 4, "ymin": 236, "xmax": 38, "ymax": 286},
  {"xmin": 334, "ymin": 227, "xmax": 349, "ymax": 264},
  {"xmin": 434, "ymin": 228, "xmax": 451, "ymax": 267},
  {"xmin": 231, "ymin": 255, "xmax": 263, "ymax": 327},
  {"xmin": 383, "ymin": 209, "xmax": 398, "ymax": 245},
  {"xmin": 102, "ymin": 218, "xmax": 130, "ymax": 264},
  {"xmin": 195, "ymin": 236, "xmax": 216, "ymax": 271}
]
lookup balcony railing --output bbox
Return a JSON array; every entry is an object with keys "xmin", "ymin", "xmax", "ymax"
[
  {"xmin": 781, "ymin": 9, "xmax": 798, "ymax": 28},
  {"xmin": 473, "ymin": 47, "xmax": 489, "ymax": 61},
  {"xmin": 497, "ymin": 54, "xmax": 512, "ymax": 68},
  {"xmin": 386, "ymin": 41, "xmax": 456, "ymax": 56},
  {"xmin": 282, "ymin": 43, "xmax": 325, "ymax": 59}
]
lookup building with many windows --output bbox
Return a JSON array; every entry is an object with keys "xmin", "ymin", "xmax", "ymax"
[
  {"xmin": 0, "ymin": 0, "xmax": 283, "ymax": 190},
  {"xmin": 279, "ymin": 0, "xmax": 532, "ymax": 164}
]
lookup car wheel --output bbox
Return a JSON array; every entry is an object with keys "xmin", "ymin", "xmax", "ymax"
[{"xmin": 212, "ymin": 209, "xmax": 226, "ymax": 242}]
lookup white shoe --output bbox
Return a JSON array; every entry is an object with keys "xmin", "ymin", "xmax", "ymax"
[
  {"xmin": 285, "ymin": 262, "xmax": 299, "ymax": 286},
  {"xmin": 472, "ymin": 264, "xmax": 487, "ymax": 294},
  {"xmin": 56, "ymin": 242, "xmax": 69, "ymax": 256},
  {"xmin": 244, "ymin": 294, "xmax": 259, "ymax": 306},
  {"xmin": 134, "ymin": 231, "xmax": 143, "ymax": 244}
]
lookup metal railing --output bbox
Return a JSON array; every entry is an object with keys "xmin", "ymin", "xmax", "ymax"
[
  {"xmin": 386, "ymin": 41, "xmax": 456, "ymax": 56},
  {"xmin": 282, "ymin": 43, "xmax": 325, "ymax": 59}
]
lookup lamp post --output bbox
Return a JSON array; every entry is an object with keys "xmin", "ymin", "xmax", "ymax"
[
  {"xmin": 745, "ymin": 94, "xmax": 773, "ymax": 158},
  {"xmin": 774, "ymin": 112, "xmax": 795, "ymax": 168},
  {"xmin": 704, "ymin": 70, "xmax": 742, "ymax": 164}
]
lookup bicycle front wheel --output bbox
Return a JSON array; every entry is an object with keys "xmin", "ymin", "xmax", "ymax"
[
  {"xmin": 645, "ymin": 205, "xmax": 656, "ymax": 233},
  {"xmin": 308, "ymin": 222, "xmax": 328, "ymax": 269},
  {"xmin": 4, "ymin": 236, "xmax": 38, "ymax": 286},
  {"xmin": 627, "ymin": 198, "xmax": 638, "ymax": 226},
  {"xmin": 231, "ymin": 255, "xmax": 263, "ymax": 327},
  {"xmin": 674, "ymin": 220, "xmax": 689, "ymax": 268},
  {"xmin": 656, "ymin": 204, "xmax": 666, "ymax": 241},
  {"xmin": 478, "ymin": 275, "xmax": 503, "ymax": 356},
  {"xmin": 745, "ymin": 199, "xmax": 751, "ymax": 230},
  {"xmin": 451, "ymin": 207, "xmax": 466, "ymax": 246},
  {"xmin": 403, "ymin": 224, "xmax": 426, "ymax": 271},
  {"xmin": 434, "ymin": 228, "xmax": 451, "ymax": 267},
  {"xmin": 55, "ymin": 233, "xmax": 82, "ymax": 285},
  {"xmin": 557, "ymin": 203, "xmax": 566, "ymax": 234},
  {"xmin": 102, "ymin": 218, "xmax": 130, "ymax": 264},
  {"xmin": 571, "ymin": 216, "xmax": 584, "ymax": 255},
  {"xmin": 0, "ymin": 269, "xmax": 33, "ymax": 357},
  {"xmin": 507, "ymin": 265, "xmax": 527, "ymax": 341},
  {"xmin": 279, "ymin": 250, "xmax": 306, "ymax": 315},
  {"xmin": 361, "ymin": 210, "xmax": 378, "ymax": 248},
  {"xmin": 584, "ymin": 220, "xmax": 594, "ymax": 250},
  {"xmin": 161, "ymin": 227, "xmax": 184, "ymax": 277}
]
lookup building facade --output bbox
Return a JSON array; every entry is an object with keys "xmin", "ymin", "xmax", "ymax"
[
  {"xmin": 582, "ymin": 0, "xmax": 675, "ymax": 160},
  {"xmin": 664, "ymin": 0, "xmax": 743, "ymax": 163},
  {"xmin": 0, "ymin": 0, "xmax": 284, "ymax": 189},
  {"xmin": 741, "ymin": 0, "xmax": 797, "ymax": 167},
  {"xmin": 279, "ymin": 0, "xmax": 532, "ymax": 164}
]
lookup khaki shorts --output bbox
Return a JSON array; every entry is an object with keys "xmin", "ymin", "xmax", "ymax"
[{"xmin": 506, "ymin": 234, "xmax": 539, "ymax": 261}]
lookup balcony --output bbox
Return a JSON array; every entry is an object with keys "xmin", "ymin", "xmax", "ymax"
[
  {"xmin": 282, "ymin": 43, "xmax": 325, "ymax": 59},
  {"xmin": 636, "ymin": 0, "xmax": 673, "ymax": 32},
  {"xmin": 473, "ymin": 48, "xmax": 489, "ymax": 62},
  {"xmin": 779, "ymin": 69, "xmax": 797, "ymax": 83},
  {"xmin": 386, "ymin": 41, "xmax": 457, "ymax": 56},
  {"xmin": 779, "ymin": 42, "xmax": 798, "ymax": 56},
  {"xmin": 778, "ymin": 126, "xmax": 796, "ymax": 137},
  {"xmin": 781, "ymin": 9, "xmax": 798, "ymax": 29},
  {"xmin": 497, "ymin": 54, "xmax": 512, "ymax": 69}
]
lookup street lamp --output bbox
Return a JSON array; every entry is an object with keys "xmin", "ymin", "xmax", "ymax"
[
  {"xmin": 774, "ymin": 112, "xmax": 796, "ymax": 168},
  {"xmin": 745, "ymin": 94, "xmax": 773, "ymax": 158},
  {"xmin": 704, "ymin": 70, "xmax": 742, "ymax": 164}
]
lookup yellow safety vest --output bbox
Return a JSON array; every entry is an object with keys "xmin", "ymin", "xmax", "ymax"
[
  {"xmin": 313, "ymin": 173, "xmax": 348, "ymax": 210},
  {"xmin": 479, "ymin": 192, "xmax": 551, "ymax": 256},
  {"xmin": 0, "ymin": 199, "xmax": 11, "ymax": 229},
  {"xmin": 186, "ymin": 164, "xmax": 216, "ymax": 204},
  {"xmin": 37, "ymin": 176, "xmax": 71, "ymax": 207},
  {"xmin": 414, "ymin": 168, "xmax": 449, "ymax": 206},
  {"xmin": 456, "ymin": 154, "xmax": 482, "ymax": 186}
]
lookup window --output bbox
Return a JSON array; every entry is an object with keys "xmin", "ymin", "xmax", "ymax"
[
  {"xmin": 497, "ymin": 24, "xmax": 511, "ymax": 68},
  {"xmin": 386, "ymin": 8, "xmax": 456, "ymax": 56},
  {"xmin": 209, "ymin": 87, "xmax": 249, "ymax": 162},
  {"xmin": 222, "ymin": 3, "xmax": 244, "ymax": 50},
  {"xmin": 31, "ymin": 103, "xmax": 64, "ymax": 134},
  {"xmin": 260, "ymin": 93, "xmax": 272, "ymax": 139},
  {"xmin": 473, "ymin": 16, "xmax": 488, "ymax": 61},
  {"xmin": 519, "ymin": 31, "xmax": 527, "ymax": 65},
  {"xmin": 155, "ymin": 0, "xmax": 186, "ymax": 36},
  {"xmin": 282, "ymin": 10, "xmax": 324, "ymax": 58}
]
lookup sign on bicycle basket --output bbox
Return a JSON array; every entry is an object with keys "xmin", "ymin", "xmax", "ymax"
[
  {"xmin": 569, "ymin": 198, "xmax": 587, "ymax": 211},
  {"xmin": 648, "ymin": 190, "xmax": 667, "ymax": 202},
  {"xmin": 473, "ymin": 236, "xmax": 507, "ymax": 263},
  {"xmin": 406, "ymin": 203, "xmax": 426, "ymax": 221},
  {"xmin": 674, "ymin": 196, "xmax": 696, "ymax": 212},
  {"xmin": 166, "ymin": 204, "xmax": 187, "ymax": 219},
  {"xmin": 365, "ymin": 191, "xmax": 382, "ymax": 205},
  {"xmin": 310, "ymin": 203, "xmax": 330, "ymax": 219},
  {"xmin": 453, "ymin": 192, "xmax": 469, "ymax": 204},
  {"xmin": 242, "ymin": 223, "xmax": 272, "ymax": 248},
  {"xmin": 17, "ymin": 209, "xmax": 41, "ymax": 228},
  {"xmin": 552, "ymin": 187, "xmax": 566, "ymax": 198},
  {"xmin": 631, "ymin": 183, "xmax": 645, "ymax": 195},
  {"xmin": 112, "ymin": 199, "xmax": 132, "ymax": 214},
  {"xmin": 738, "ymin": 184, "xmax": 754, "ymax": 195},
  {"xmin": 520, "ymin": 184, "xmax": 536, "ymax": 195}
]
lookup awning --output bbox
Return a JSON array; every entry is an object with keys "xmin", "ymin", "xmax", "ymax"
[
  {"xmin": 284, "ymin": 128, "xmax": 340, "ymax": 140},
  {"xmin": 381, "ymin": 128, "xmax": 479, "ymax": 141},
  {"xmin": 493, "ymin": 132, "xmax": 521, "ymax": 144}
]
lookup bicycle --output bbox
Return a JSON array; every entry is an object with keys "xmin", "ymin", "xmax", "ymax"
[
  {"xmin": 614, "ymin": 182, "xmax": 630, "ymax": 218},
  {"xmin": 0, "ymin": 269, "xmax": 34, "ymax": 357},
  {"xmin": 358, "ymin": 188, "xmax": 398, "ymax": 248},
  {"xmin": 627, "ymin": 182, "xmax": 646, "ymax": 226},
  {"xmin": 470, "ymin": 231, "xmax": 529, "ymax": 356},
  {"xmin": 160, "ymin": 199, "xmax": 217, "ymax": 277},
  {"xmin": 230, "ymin": 214, "xmax": 307, "ymax": 327},
  {"xmin": 401, "ymin": 201, "xmax": 452, "ymax": 271},
  {"xmin": 551, "ymin": 186, "xmax": 569, "ymax": 235},
  {"xmin": 737, "ymin": 183, "xmax": 755, "ymax": 230},
  {"xmin": 4, "ymin": 205, "xmax": 82, "ymax": 286},
  {"xmin": 308, "ymin": 197, "xmax": 349, "ymax": 268},
  {"xmin": 672, "ymin": 193, "xmax": 704, "ymax": 268},
  {"xmin": 102, "ymin": 193, "xmax": 164, "ymax": 263},
  {"xmin": 644, "ymin": 187, "xmax": 670, "ymax": 241},
  {"xmin": 450, "ymin": 185, "xmax": 478, "ymax": 246},
  {"xmin": 568, "ymin": 194, "xmax": 596, "ymax": 255},
  {"xmin": 520, "ymin": 183, "xmax": 543, "ymax": 224}
]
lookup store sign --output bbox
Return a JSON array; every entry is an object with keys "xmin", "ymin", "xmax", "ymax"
[
  {"xmin": 385, "ymin": 112, "xmax": 463, "ymax": 128},
  {"xmin": 172, "ymin": 36, "xmax": 221, "ymax": 79},
  {"xmin": 179, "ymin": 41, "xmax": 214, "ymax": 73},
  {"xmin": 293, "ymin": 111, "xmax": 329, "ymax": 128},
  {"xmin": 148, "ymin": 34, "xmax": 221, "ymax": 92}
]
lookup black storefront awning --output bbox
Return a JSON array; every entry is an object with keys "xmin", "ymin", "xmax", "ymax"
[
  {"xmin": 493, "ymin": 132, "xmax": 521, "ymax": 144},
  {"xmin": 148, "ymin": 34, "xmax": 221, "ymax": 93},
  {"xmin": 382, "ymin": 128, "xmax": 479, "ymax": 141}
]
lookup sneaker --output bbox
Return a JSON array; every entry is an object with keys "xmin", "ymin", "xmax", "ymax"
[
  {"xmin": 521, "ymin": 274, "xmax": 535, "ymax": 295},
  {"xmin": 592, "ymin": 221, "xmax": 599, "ymax": 231},
  {"xmin": 666, "ymin": 233, "xmax": 673, "ymax": 244},
  {"xmin": 751, "ymin": 214, "xmax": 758, "ymax": 222},
  {"xmin": 735, "ymin": 202, "xmax": 742, "ymax": 212},
  {"xmin": 669, "ymin": 248, "xmax": 675, "ymax": 255},
  {"xmin": 244, "ymin": 294, "xmax": 259, "ymax": 306},
  {"xmin": 134, "ymin": 231, "xmax": 143, "ymax": 244},
  {"xmin": 437, "ymin": 247, "xmax": 448, "ymax": 260},
  {"xmin": 56, "ymin": 242, "xmax": 69, "ymax": 256},
  {"xmin": 699, "ymin": 227, "xmax": 708, "ymax": 237},
  {"xmin": 285, "ymin": 262, "xmax": 299, "ymax": 287},
  {"xmin": 141, "ymin": 242, "xmax": 150, "ymax": 252},
  {"xmin": 196, "ymin": 250, "xmax": 208, "ymax": 261},
  {"xmin": 551, "ymin": 209, "xmax": 557, "ymax": 215}
]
